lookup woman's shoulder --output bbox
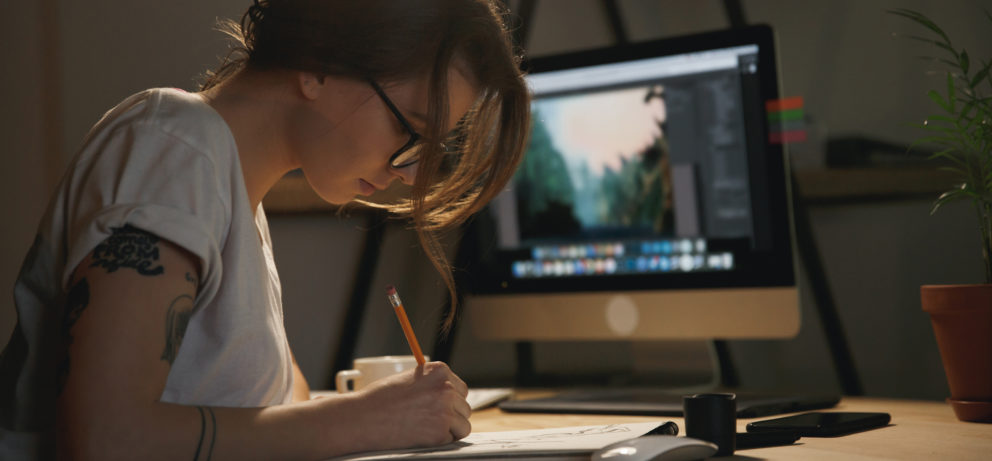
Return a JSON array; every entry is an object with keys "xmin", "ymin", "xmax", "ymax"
[
  {"xmin": 81, "ymin": 88, "xmax": 239, "ymax": 179},
  {"xmin": 127, "ymin": 88, "xmax": 237, "ymax": 157}
]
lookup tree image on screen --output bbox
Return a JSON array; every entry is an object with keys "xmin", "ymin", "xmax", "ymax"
[{"xmin": 515, "ymin": 85, "xmax": 675, "ymax": 244}]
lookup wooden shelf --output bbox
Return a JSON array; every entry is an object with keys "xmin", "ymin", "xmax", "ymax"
[
  {"xmin": 262, "ymin": 168, "xmax": 959, "ymax": 214},
  {"xmin": 793, "ymin": 167, "xmax": 958, "ymax": 204}
]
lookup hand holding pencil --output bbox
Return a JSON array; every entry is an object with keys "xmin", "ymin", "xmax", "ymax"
[{"xmin": 364, "ymin": 285, "xmax": 470, "ymax": 445}]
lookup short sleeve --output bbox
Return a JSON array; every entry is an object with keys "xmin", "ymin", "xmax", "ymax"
[{"xmin": 61, "ymin": 120, "xmax": 232, "ymax": 308}]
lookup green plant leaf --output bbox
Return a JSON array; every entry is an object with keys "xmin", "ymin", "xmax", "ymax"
[
  {"xmin": 906, "ymin": 34, "xmax": 959, "ymax": 57},
  {"xmin": 889, "ymin": 9, "xmax": 952, "ymax": 45},
  {"xmin": 961, "ymin": 50, "xmax": 971, "ymax": 75},
  {"xmin": 929, "ymin": 89, "xmax": 951, "ymax": 112},
  {"xmin": 948, "ymin": 73, "xmax": 958, "ymax": 113},
  {"xmin": 929, "ymin": 149, "xmax": 969, "ymax": 168},
  {"xmin": 962, "ymin": 107, "xmax": 980, "ymax": 132},
  {"xmin": 958, "ymin": 101, "xmax": 977, "ymax": 123},
  {"xmin": 938, "ymin": 58, "xmax": 960, "ymax": 68},
  {"xmin": 938, "ymin": 165, "xmax": 969, "ymax": 176},
  {"xmin": 919, "ymin": 122, "xmax": 959, "ymax": 135},
  {"xmin": 928, "ymin": 114, "xmax": 958, "ymax": 124},
  {"xmin": 972, "ymin": 59, "xmax": 992, "ymax": 88},
  {"xmin": 911, "ymin": 132, "xmax": 958, "ymax": 144},
  {"xmin": 932, "ymin": 184, "xmax": 969, "ymax": 215}
]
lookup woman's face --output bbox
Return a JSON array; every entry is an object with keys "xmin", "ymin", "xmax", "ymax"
[{"xmin": 292, "ymin": 66, "xmax": 479, "ymax": 205}]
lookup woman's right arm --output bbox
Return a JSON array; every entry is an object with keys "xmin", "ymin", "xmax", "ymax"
[{"xmin": 56, "ymin": 227, "xmax": 470, "ymax": 461}]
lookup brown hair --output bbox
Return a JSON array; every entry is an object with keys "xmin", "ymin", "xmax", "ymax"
[{"xmin": 203, "ymin": 0, "xmax": 530, "ymax": 332}]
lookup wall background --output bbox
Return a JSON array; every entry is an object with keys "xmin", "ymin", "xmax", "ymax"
[{"xmin": 1, "ymin": 0, "xmax": 988, "ymax": 400}]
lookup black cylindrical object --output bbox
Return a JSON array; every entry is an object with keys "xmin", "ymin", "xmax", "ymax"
[{"xmin": 684, "ymin": 393, "xmax": 737, "ymax": 456}]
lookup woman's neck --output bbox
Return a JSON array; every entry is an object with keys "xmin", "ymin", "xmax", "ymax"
[{"xmin": 198, "ymin": 70, "xmax": 302, "ymax": 212}]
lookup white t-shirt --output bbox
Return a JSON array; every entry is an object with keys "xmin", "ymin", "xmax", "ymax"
[{"xmin": 0, "ymin": 88, "xmax": 295, "ymax": 459}]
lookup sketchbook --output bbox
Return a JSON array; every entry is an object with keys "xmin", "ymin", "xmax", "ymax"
[
  {"xmin": 311, "ymin": 389, "xmax": 513, "ymax": 411},
  {"xmin": 327, "ymin": 421, "xmax": 665, "ymax": 460}
]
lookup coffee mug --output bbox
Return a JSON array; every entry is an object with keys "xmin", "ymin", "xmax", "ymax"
[{"xmin": 335, "ymin": 355, "xmax": 428, "ymax": 393}]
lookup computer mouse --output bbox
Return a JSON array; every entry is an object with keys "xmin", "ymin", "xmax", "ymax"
[{"xmin": 591, "ymin": 435, "xmax": 718, "ymax": 461}]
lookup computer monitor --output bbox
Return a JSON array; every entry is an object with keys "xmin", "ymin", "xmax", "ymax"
[{"xmin": 462, "ymin": 25, "xmax": 799, "ymax": 342}]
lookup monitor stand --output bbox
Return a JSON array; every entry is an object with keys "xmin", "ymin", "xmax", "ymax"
[{"xmin": 503, "ymin": 340, "xmax": 840, "ymax": 419}]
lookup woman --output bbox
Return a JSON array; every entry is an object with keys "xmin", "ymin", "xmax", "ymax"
[{"xmin": 0, "ymin": 0, "xmax": 530, "ymax": 459}]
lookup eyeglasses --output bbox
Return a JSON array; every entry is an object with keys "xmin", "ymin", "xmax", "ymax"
[{"xmin": 367, "ymin": 78, "xmax": 422, "ymax": 169}]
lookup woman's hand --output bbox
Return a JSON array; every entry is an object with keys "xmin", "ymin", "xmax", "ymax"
[{"xmin": 343, "ymin": 361, "xmax": 472, "ymax": 450}]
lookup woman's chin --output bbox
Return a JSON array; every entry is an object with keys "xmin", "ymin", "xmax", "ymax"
[
  {"xmin": 318, "ymin": 191, "xmax": 354, "ymax": 205},
  {"xmin": 307, "ymin": 183, "xmax": 353, "ymax": 206}
]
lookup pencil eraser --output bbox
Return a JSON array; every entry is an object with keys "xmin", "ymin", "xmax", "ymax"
[{"xmin": 386, "ymin": 285, "xmax": 396, "ymax": 295}]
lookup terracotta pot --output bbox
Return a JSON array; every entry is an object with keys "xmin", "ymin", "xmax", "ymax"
[{"xmin": 921, "ymin": 284, "xmax": 992, "ymax": 423}]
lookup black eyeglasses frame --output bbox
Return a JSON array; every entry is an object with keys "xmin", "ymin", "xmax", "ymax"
[{"xmin": 367, "ymin": 78, "xmax": 422, "ymax": 169}]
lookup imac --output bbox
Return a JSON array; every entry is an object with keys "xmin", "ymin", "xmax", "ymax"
[{"xmin": 463, "ymin": 25, "xmax": 799, "ymax": 344}]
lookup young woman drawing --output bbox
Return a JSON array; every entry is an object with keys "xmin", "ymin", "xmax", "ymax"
[{"xmin": 0, "ymin": 1, "xmax": 530, "ymax": 459}]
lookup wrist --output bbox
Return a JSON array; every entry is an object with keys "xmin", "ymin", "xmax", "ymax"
[{"xmin": 306, "ymin": 391, "xmax": 383, "ymax": 457}]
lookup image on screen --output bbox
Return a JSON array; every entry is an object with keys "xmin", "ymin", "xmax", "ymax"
[{"xmin": 518, "ymin": 84, "xmax": 674, "ymax": 243}]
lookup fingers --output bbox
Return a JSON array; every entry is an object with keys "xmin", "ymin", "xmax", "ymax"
[
  {"xmin": 423, "ymin": 362, "xmax": 472, "ymax": 441},
  {"xmin": 449, "ymin": 411, "xmax": 472, "ymax": 441},
  {"xmin": 423, "ymin": 362, "xmax": 469, "ymax": 397},
  {"xmin": 448, "ymin": 370, "xmax": 469, "ymax": 398},
  {"xmin": 451, "ymin": 386, "xmax": 471, "ymax": 419}
]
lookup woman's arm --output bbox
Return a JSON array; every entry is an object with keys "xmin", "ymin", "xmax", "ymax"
[
  {"xmin": 56, "ymin": 227, "xmax": 470, "ymax": 461},
  {"xmin": 291, "ymin": 351, "xmax": 312, "ymax": 402}
]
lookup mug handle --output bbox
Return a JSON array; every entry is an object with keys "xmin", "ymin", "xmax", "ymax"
[{"xmin": 336, "ymin": 369, "xmax": 361, "ymax": 393}]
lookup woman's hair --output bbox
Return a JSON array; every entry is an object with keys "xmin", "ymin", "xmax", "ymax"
[{"xmin": 202, "ymin": 0, "xmax": 530, "ymax": 333}]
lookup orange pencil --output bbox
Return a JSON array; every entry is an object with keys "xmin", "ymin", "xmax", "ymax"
[{"xmin": 386, "ymin": 285, "xmax": 425, "ymax": 366}]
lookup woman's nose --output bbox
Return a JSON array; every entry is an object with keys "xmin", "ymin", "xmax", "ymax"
[{"xmin": 391, "ymin": 163, "xmax": 418, "ymax": 186}]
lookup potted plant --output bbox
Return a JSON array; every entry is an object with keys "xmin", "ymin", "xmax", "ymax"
[{"xmin": 892, "ymin": 8, "xmax": 992, "ymax": 423}]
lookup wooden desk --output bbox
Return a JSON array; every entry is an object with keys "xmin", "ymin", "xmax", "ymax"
[{"xmin": 470, "ymin": 395, "xmax": 991, "ymax": 460}]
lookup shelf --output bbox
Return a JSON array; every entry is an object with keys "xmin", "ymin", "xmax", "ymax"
[
  {"xmin": 262, "ymin": 167, "xmax": 960, "ymax": 214},
  {"xmin": 793, "ymin": 167, "xmax": 958, "ymax": 204}
]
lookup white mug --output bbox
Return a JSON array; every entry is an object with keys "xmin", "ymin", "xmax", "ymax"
[{"xmin": 335, "ymin": 355, "xmax": 428, "ymax": 393}]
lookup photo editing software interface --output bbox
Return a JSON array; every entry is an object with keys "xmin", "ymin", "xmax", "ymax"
[{"xmin": 468, "ymin": 28, "xmax": 793, "ymax": 297}]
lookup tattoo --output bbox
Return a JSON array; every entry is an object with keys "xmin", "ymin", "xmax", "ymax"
[
  {"xmin": 160, "ymin": 294, "xmax": 195, "ymax": 365},
  {"xmin": 90, "ymin": 224, "xmax": 165, "ymax": 276},
  {"xmin": 194, "ymin": 406, "xmax": 217, "ymax": 461},
  {"xmin": 57, "ymin": 278, "xmax": 91, "ymax": 395}
]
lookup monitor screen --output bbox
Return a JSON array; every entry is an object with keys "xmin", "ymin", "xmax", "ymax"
[{"xmin": 462, "ymin": 25, "xmax": 799, "ymax": 340}]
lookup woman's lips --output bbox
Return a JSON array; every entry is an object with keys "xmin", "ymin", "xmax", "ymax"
[{"xmin": 359, "ymin": 179, "xmax": 378, "ymax": 196}]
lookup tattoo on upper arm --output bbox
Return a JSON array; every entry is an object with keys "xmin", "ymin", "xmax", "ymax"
[
  {"xmin": 57, "ymin": 278, "xmax": 90, "ymax": 395},
  {"xmin": 194, "ymin": 406, "xmax": 217, "ymax": 461},
  {"xmin": 90, "ymin": 224, "xmax": 165, "ymax": 276},
  {"xmin": 161, "ymin": 294, "xmax": 195, "ymax": 365}
]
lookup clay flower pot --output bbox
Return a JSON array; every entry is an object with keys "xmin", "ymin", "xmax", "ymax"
[{"xmin": 921, "ymin": 284, "xmax": 992, "ymax": 422}]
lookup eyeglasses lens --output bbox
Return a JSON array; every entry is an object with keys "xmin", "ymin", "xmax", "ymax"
[{"xmin": 391, "ymin": 143, "xmax": 423, "ymax": 169}]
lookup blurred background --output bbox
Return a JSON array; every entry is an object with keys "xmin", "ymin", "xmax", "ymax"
[{"xmin": 2, "ymin": 0, "xmax": 989, "ymax": 401}]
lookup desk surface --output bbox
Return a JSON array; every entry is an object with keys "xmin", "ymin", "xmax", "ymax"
[{"xmin": 470, "ymin": 395, "xmax": 991, "ymax": 460}]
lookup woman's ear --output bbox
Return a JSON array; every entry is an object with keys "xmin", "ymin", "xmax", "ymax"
[{"xmin": 297, "ymin": 72, "xmax": 326, "ymax": 100}]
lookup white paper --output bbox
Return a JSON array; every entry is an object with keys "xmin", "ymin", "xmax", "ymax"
[
  {"xmin": 329, "ymin": 421, "xmax": 665, "ymax": 460},
  {"xmin": 465, "ymin": 388, "xmax": 514, "ymax": 410}
]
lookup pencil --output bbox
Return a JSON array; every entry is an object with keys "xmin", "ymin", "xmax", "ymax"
[{"xmin": 386, "ymin": 285, "xmax": 426, "ymax": 366}]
